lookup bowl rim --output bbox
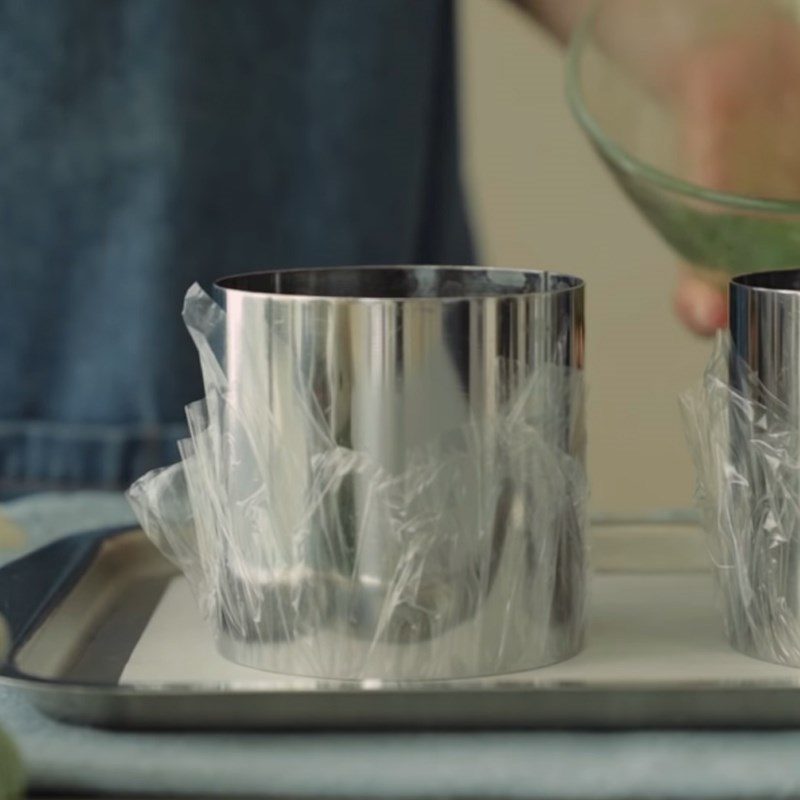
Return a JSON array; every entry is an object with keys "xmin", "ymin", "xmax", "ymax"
[{"xmin": 565, "ymin": 0, "xmax": 800, "ymax": 215}]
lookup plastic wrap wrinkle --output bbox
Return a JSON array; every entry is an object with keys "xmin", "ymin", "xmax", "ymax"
[
  {"xmin": 682, "ymin": 333, "xmax": 800, "ymax": 667},
  {"xmin": 128, "ymin": 283, "xmax": 587, "ymax": 680}
]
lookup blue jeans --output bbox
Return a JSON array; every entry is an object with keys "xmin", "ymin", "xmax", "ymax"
[{"xmin": 0, "ymin": 0, "xmax": 474, "ymax": 490}]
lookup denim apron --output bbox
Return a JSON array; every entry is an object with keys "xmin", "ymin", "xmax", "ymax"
[{"xmin": 0, "ymin": 0, "xmax": 474, "ymax": 490}]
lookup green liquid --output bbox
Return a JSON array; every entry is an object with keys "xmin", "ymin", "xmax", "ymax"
[{"xmin": 613, "ymin": 166, "xmax": 800, "ymax": 276}]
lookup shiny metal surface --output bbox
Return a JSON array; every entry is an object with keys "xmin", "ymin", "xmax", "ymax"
[
  {"xmin": 210, "ymin": 266, "xmax": 586, "ymax": 679},
  {"xmin": 8, "ymin": 525, "xmax": 800, "ymax": 731},
  {"xmin": 728, "ymin": 269, "xmax": 800, "ymax": 664}
]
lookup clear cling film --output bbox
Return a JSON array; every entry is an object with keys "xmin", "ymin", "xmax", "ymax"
[
  {"xmin": 129, "ymin": 269, "xmax": 588, "ymax": 680},
  {"xmin": 682, "ymin": 331, "xmax": 800, "ymax": 667}
]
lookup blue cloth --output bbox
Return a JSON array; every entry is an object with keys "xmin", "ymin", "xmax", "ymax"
[
  {"xmin": 4, "ymin": 493, "xmax": 800, "ymax": 798},
  {"xmin": 0, "ymin": 0, "xmax": 474, "ymax": 492},
  {"xmin": 5, "ymin": 689, "xmax": 800, "ymax": 800}
]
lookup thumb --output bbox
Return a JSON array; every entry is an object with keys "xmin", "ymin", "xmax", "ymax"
[{"xmin": 674, "ymin": 268, "xmax": 728, "ymax": 336}]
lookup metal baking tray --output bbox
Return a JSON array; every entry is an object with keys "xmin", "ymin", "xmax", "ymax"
[{"xmin": 3, "ymin": 521, "xmax": 800, "ymax": 730}]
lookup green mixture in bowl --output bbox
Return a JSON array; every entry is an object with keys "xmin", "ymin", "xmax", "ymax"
[{"xmin": 613, "ymin": 166, "xmax": 800, "ymax": 277}]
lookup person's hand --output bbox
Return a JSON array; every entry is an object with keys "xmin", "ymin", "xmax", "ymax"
[
  {"xmin": 674, "ymin": 268, "xmax": 728, "ymax": 336},
  {"xmin": 671, "ymin": 8, "xmax": 800, "ymax": 335}
]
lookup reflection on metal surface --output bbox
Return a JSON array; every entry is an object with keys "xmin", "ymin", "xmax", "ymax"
[
  {"xmin": 721, "ymin": 270, "xmax": 800, "ymax": 665},
  {"xmin": 131, "ymin": 267, "xmax": 587, "ymax": 680}
]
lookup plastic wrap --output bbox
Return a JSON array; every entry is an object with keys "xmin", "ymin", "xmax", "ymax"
[
  {"xmin": 682, "ymin": 333, "xmax": 800, "ymax": 666},
  {"xmin": 128, "ymin": 283, "xmax": 587, "ymax": 681}
]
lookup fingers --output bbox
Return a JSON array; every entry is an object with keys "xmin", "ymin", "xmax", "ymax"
[{"xmin": 674, "ymin": 270, "xmax": 727, "ymax": 336}]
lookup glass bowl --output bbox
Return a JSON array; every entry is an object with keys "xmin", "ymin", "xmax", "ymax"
[{"xmin": 567, "ymin": 0, "xmax": 800, "ymax": 283}]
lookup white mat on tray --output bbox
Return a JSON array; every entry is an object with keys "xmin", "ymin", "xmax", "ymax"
[{"xmin": 120, "ymin": 571, "xmax": 800, "ymax": 685}]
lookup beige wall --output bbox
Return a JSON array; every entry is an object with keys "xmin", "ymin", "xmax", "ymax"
[{"xmin": 459, "ymin": 0, "xmax": 712, "ymax": 514}]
